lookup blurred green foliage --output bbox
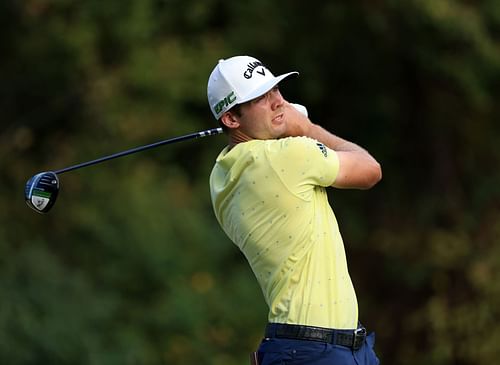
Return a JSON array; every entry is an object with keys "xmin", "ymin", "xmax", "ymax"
[{"xmin": 1, "ymin": 0, "xmax": 500, "ymax": 364}]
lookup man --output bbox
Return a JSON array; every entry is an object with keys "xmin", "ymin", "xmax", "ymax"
[{"xmin": 207, "ymin": 55, "xmax": 382, "ymax": 365}]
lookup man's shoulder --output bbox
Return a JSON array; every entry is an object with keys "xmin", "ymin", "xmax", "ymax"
[
  {"xmin": 263, "ymin": 136, "xmax": 320, "ymax": 155},
  {"xmin": 221, "ymin": 137, "xmax": 322, "ymax": 162}
]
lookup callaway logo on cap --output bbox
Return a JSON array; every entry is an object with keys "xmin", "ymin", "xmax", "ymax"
[{"xmin": 207, "ymin": 56, "xmax": 299, "ymax": 119}]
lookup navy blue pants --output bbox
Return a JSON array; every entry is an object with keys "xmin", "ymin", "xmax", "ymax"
[{"xmin": 257, "ymin": 332, "xmax": 379, "ymax": 365}]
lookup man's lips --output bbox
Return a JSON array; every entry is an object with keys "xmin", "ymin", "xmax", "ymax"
[{"xmin": 272, "ymin": 113, "xmax": 284, "ymax": 123}]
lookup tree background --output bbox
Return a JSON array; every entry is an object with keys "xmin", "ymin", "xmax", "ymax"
[{"xmin": 1, "ymin": 0, "xmax": 500, "ymax": 364}]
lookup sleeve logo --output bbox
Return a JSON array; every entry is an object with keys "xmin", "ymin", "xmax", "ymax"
[{"xmin": 316, "ymin": 142, "xmax": 328, "ymax": 157}]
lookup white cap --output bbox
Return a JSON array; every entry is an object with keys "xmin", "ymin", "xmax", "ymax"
[{"xmin": 207, "ymin": 56, "xmax": 298, "ymax": 119}]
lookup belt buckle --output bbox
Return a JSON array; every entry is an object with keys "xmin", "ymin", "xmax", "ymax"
[{"xmin": 352, "ymin": 328, "xmax": 366, "ymax": 350}]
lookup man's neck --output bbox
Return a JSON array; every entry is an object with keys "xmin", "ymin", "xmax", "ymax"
[{"xmin": 228, "ymin": 130, "xmax": 253, "ymax": 149}]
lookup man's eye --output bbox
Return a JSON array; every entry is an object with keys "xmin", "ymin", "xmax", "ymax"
[{"xmin": 253, "ymin": 94, "xmax": 267, "ymax": 103}]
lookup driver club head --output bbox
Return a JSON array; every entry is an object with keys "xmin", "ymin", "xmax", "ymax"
[{"xmin": 25, "ymin": 171, "xmax": 60, "ymax": 214}]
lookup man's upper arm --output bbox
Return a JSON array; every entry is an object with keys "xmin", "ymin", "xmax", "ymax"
[
  {"xmin": 268, "ymin": 138, "xmax": 339, "ymax": 191},
  {"xmin": 332, "ymin": 151, "xmax": 382, "ymax": 190}
]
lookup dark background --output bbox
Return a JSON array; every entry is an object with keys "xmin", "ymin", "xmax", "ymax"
[{"xmin": 1, "ymin": 1, "xmax": 500, "ymax": 364}]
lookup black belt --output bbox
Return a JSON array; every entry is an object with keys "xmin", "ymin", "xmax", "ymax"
[{"xmin": 265, "ymin": 323, "xmax": 367, "ymax": 350}]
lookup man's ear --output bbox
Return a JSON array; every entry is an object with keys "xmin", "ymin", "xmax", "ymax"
[{"xmin": 220, "ymin": 111, "xmax": 240, "ymax": 130}]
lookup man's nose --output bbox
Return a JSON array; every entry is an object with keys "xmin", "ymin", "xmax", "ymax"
[{"xmin": 270, "ymin": 89, "xmax": 284, "ymax": 110}]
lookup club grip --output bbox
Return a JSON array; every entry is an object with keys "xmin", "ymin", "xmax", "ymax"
[{"xmin": 199, "ymin": 127, "xmax": 223, "ymax": 137}]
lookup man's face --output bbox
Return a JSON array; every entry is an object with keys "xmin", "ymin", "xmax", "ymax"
[{"xmin": 233, "ymin": 86, "xmax": 290, "ymax": 140}]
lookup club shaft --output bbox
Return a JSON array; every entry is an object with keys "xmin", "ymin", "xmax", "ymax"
[{"xmin": 54, "ymin": 127, "xmax": 223, "ymax": 175}]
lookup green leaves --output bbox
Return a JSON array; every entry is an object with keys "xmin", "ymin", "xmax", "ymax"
[{"xmin": 2, "ymin": 1, "xmax": 500, "ymax": 364}]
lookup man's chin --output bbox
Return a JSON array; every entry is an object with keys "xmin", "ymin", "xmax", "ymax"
[{"xmin": 274, "ymin": 128, "xmax": 292, "ymax": 139}]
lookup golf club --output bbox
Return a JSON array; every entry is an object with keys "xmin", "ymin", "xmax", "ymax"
[
  {"xmin": 25, "ymin": 103, "xmax": 308, "ymax": 214},
  {"xmin": 25, "ymin": 127, "xmax": 223, "ymax": 214}
]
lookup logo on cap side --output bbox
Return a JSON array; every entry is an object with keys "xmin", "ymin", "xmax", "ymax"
[
  {"xmin": 243, "ymin": 61, "xmax": 267, "ymax": 79},
  {"xmin": 214, "ymin": 91, "xmax": 237, "ymax": 115}
]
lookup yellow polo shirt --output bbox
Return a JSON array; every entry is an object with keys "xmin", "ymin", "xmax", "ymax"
[{"xmin": 210, "ymin": 136, "xmax": 358, "ymax": 329}]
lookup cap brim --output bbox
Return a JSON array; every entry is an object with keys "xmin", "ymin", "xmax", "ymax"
[{"xmin": 237, "ymin": 71, "xmax": 299, "ymax": 104}]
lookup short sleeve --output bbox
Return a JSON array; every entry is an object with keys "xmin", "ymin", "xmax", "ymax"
[{"xmin": 265, "ymin": 137, "xmax": 339, "ymax": 195}]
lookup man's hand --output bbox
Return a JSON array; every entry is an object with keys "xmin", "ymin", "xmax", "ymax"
[{"xmin": 283, "ymin": 102, "xmax": 313, "ymax": 137}]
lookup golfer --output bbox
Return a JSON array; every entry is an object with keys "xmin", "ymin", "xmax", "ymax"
[{"xmin": 207, "ymin": 56, "xmax": 382, "ymax": 365}]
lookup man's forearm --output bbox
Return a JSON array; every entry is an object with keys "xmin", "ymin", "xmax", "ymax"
[{"xmin": 306, "ymin": 124, "xmax": 367, "ymax": 154}]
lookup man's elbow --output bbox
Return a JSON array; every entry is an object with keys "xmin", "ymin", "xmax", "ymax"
[
  {"xmin": 362, "ymin": 162, "xmax": 382, "ymax": 189},
  {"xmin": 332, "ymin": 159, "xmax": 383, "ymax": 190}
]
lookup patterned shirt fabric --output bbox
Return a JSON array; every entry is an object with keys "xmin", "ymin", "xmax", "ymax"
[{"xmin": 210, "ymin": 136, "xmax": 358, "ymax": 329}]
